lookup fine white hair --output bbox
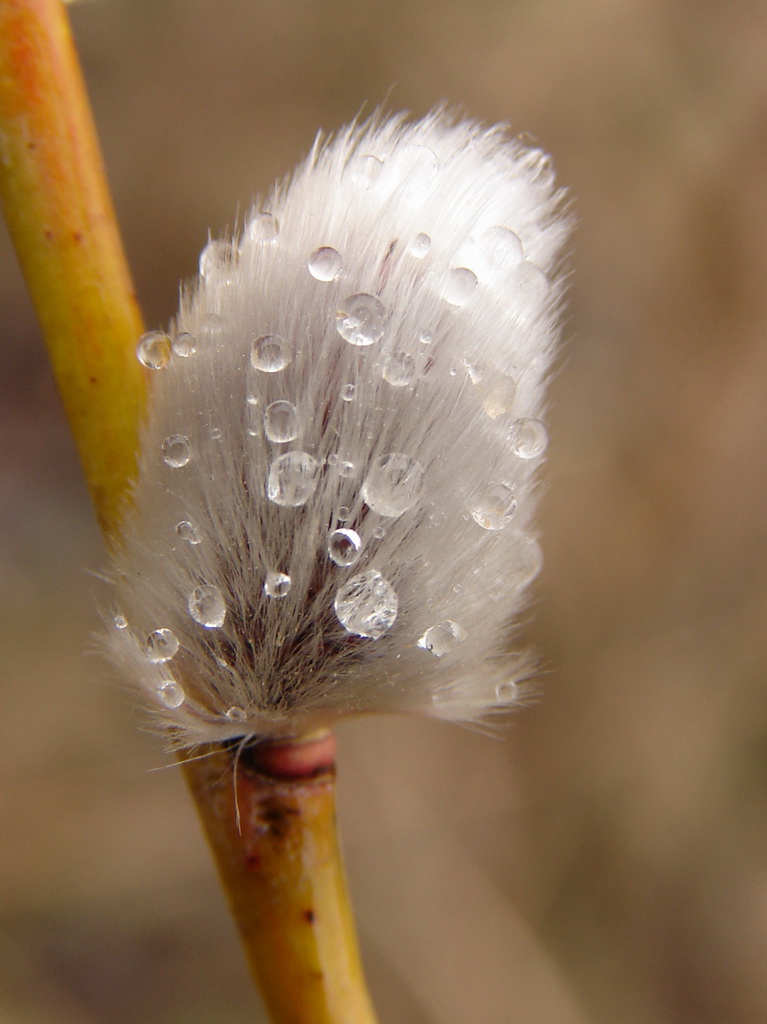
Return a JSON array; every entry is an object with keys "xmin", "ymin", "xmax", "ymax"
[{"xmin": 104, "ymin": 109, "xmax": 570, "ymax": 749}]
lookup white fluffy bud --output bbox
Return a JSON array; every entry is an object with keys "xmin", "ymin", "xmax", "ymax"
[{"xmin": 105, "ymin": 110, "xmax": 569, "ymax": 748}]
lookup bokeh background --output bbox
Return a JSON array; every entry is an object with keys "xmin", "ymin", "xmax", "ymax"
[{"xmin": 2, "ymin": 0, "xmax": 767, "ymax": 1021}]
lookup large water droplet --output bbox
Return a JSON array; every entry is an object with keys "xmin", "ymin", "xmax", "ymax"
[
  {"xmin": 482, "ymin": 225, "xmax": 524, "ymax": 269},
  {"xmin": 172, "ymin": 332, "xmax": 196, "ymax": 357},
  {"xmin": 417, "ymin": 620, "xmax": 467, "ymax": 657},
  {"xmin": 510, "ymin": 260, "xmax": 550, "ymax": 314},
  {"xmin": 328, "ymin": 528, "xmax": 363, "ymax": 567},
  {"xmin": 509, "ymin": 531, "xmax": 544, "ymax": 587},
  {"xmin": 442, "ymin": 268, "xmax": 478, "ymax": 306},
  {"xmin": 157, "ymin": 679, "xmax": 185, "ymax": 709},
  {"xmin": 176, "ymin": 520, "xmax": 201, "ymax": 544},
  {"xmin": 161, "ymin": 434, "xmax": 191, "ymax": 468},
  {"xmin": 266, "ymin": 452, "xmax": 320, "ymax": 507},
  {"xmin": 145, "ymin": 628, "xmax": 179, "ymax": 663},
  {"xmin": 199, "ymin": 239, "xmax": 235, "ymax": 281},
  {"xmin": 336, "ymin": 293, "xmax": 386, "ymax": 346},
  {"xmin": 244, "ymin": 212, "xmax": 279, "ymax": 245},
  {"xmin": 251, "ymin": 334, "xmax": 290, "ymax": 372},
  {"xmin": 409, "ymin": 232, "xmax": 431, "ymax": 258},
  {"xmin": 264, "ymin": 571, "xmax": 291, "ymax": 598},
  {"xmin": 419, "ymin": 329, "xmax": 433, "ymax": 344},
  {"xmin": 226, "ymin": 706, "xmax": 247, "ymax": 722},
  {"xmin": 264, "ymin": 400, "xmax": 300, "ymax": 443},
  {"xmin": 362, "ymin": 453, "xmax": 424, "ymax": 516},
  {"xmin": 137, "ymin": 331, "xmax": 171, "ymax": 369},
  {"xmin": 460, "ymin": 226, "xmax": 523, "ymax": 280},
  {"xmin": 470, "ymin": 483, "xmax": 518, "ymax": 531},
  {"xmin": 348, "ymin": 153, "xmax": 384, "ymax": 188},
  {"xmin": 382, "ymin": 351, "xmax": 417, "ymax": 387},
  {"xmin": 509, "ymin": 417, "xmax": 549, "ymax": 459},
  {"xmin": 187, "ymin": 584, "xmax": 226, "ymax": 628},
  {"xmin": 399, "ymin": 145, "xmax": 439, "ymax": 199},
  {"xmin": 308, "ymin": 246, "xmax": 342, "ymax": 281},
  {"xmin": 334, "ymin": 570, "xmax": 398, "ymax": 639}
]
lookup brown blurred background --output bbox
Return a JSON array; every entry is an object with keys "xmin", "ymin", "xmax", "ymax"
[{"xmin": 2, "ymin": 0, "xmax": 767, "ymax": 1021}]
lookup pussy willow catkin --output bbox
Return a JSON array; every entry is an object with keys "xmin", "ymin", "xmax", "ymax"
[{"xmin": 104, "ymin": 110, "xmax": 569, "ymax": 748}]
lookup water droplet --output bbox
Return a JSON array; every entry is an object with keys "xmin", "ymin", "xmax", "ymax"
[
  {"xmin": 382, "ymin": 351, "xmax": 417, "ymax": 387},
  {"xmin": 137, "ymin": 331, "xmax": 171, "ymax": 369},
  {"xmin": 209, "ymin": 426, "xmax": 223, "ymax": 441},
  {"xmin": 496, "ymin": 680, "xmax": 518, "ymax": 701},
  {"xmin": 348, "ymin": 153, "xmax": 384, "ymax": 188},
  {"xmin": 399, "ymin": 145, "xmax": 439, "ymax": 198},
  {"xmin": 362, "ymin": 453, "xmax": 424, "ymax": 516},
  {"xmin": 328, "ymin": 528, "xmax": 363, "ymax": 567},
  {"xmin": 266, "ymin": 451, "xmax": 320, "ymax": 507},
  {"xmin": 471, "ymin": 483, "xmax": 518, "ymax": 531},
  {"xmin": 226, "ymin": 706, "xmax": 247, "ymax": 722},
  {"xmin": 264, "ymin": 571, "xmax": 291, "ymax": 598},
  {"xmin": 442, "ymin": 267, "xmax": 478, "ymax": 306},
  {"xmin": 510, "ymin": 261, "xmax": 550, "ymax": 314},
  {"xmin": 340, "ymin": 383, "xmax": 356, "ymax": 402},
  {"xmin": 308, "ymin": 246, "xmax": 342, "ymax": 281},
  {"xmin": 176, "ymin": 520, "xmax": 201, "ymax": 544},
  {"xmin": 336, "ymin": 293, "xmax": 386, "ymax": 346},
  {"xmin": 113, "ymin": 613, "xmax": 128, "ymax": 630},
  {"xmin": 481, "ymin": 374, "xmax": 517, "ymax": 419},
  {"xmin": 509, "ymin": 417, "xmax": 549, "ymax": 459},
  {"xmin": 161, "ymin": 434, "xmax": 191, "ymax": 468},
  {"xmin": 410, "ymin": 232, "xmax": 431, "ymax": 258},
  {"xmin": 482, "ymin": 226, "xmax": 524, "ymax": 270},
  {"xmin": 251, "ymin": 334, "xmax": 290, "ymax": 373},
  {"xmin": 419, "ymin": 329, "xmax": 433, "ymax": 344},
  {"xmin": 199, "ymin": 239, "xmax": 235, "ymax": 281},
  {"xmin": 334, "ymin": 570, "xmax": 398, "ymax": 639},
  {"xmin": 338, "ymin": 460, "xmax": 355, "ymax": 478},
  {"xmin": 509, "ymin": 531, "xmax": 544, "ymax": 587},
  {"xmin": 327, "ymin": 453, "xmax": 339, "ymax": 466},
  {"xmin": 244, "ymin": 212, "xmax": 279, "ymax": 245},
  {"xmin": 172, "ymin": 332, "xmax": 196, "ymax": 358},
  {"xmin": 372, "ymin": 526, "xmax": 385, "ymax": 539},
  {"xmin": 460, "ymin": 226, "xmax": 523, "ymax": 280},
  {"xmin": 417, "ymin": 620, "xmax": 467, "ymax": 657},
  {"xmin": 264, "ymin": 400, "xmax": 300, "ymax": 443},
  {"xmin": 145, "ymin": 628, "xmax": 179, "ymax": 663},
  {"xmin": 157, "ymin": 679, "xmax": 185, "ymax": 708},
  {"xmin": 337, "ymin": 506, "xmax": 350, "ymax": 522},
  {"xmin": 187, "ymin": 584, "xmax": 226, "ymax": 628}
]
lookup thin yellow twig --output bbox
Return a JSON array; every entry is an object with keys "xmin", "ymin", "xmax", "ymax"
[
  {"xmin": 0, "ymin": 0, "xmax": 145, "ymax": 540},
  {"xmin": 0, "ymin": 6, "xmax": 379, "ymax": 1021}
]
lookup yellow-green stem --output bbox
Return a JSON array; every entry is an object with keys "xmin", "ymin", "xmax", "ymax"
[
  {"xmin": 184, "ymin": 736, "xmax": 379, "ymax": 1024},
  {"xmin": 0, "ymin": 0, "xmax": 145, "ymax": 540},
  {"xmin": 0, "ymin": 5, "xmax": 379, "ymax": 1022}
]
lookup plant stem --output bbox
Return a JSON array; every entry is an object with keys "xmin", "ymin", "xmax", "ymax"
[
  {"xmin": 0, "ymin": 5, "xmax": 379, "ymax": 1021},
  {"xmin": 0, "ymin": 0, "xmax": 145, "ymax": 540},
  {"xmin": 184, "ymin": 734, "xmax": 380, "ymax": 1024}
]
